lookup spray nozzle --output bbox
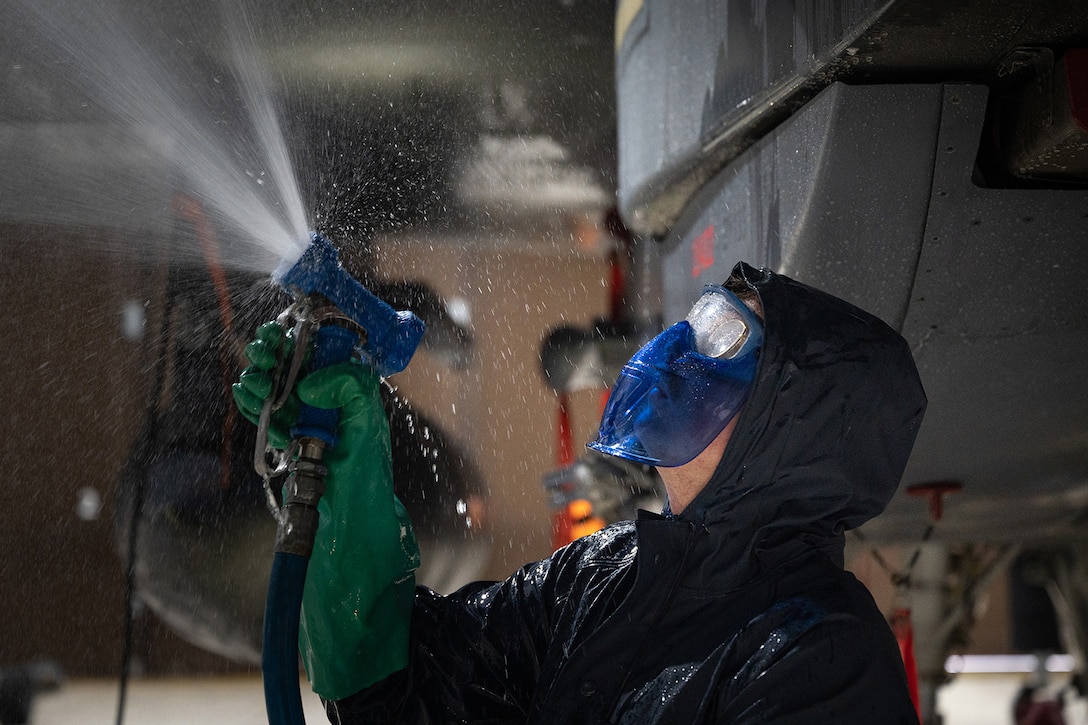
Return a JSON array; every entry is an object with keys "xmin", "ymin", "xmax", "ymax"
[{"xmin": 273, "ymin": 233, "xmax": 425, "ymax": 377}]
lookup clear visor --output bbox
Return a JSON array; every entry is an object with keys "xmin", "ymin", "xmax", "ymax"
[
  {"xmin": 587, "ymin": 284, "xmax": 763, "ymax": 468},
  {"xmin": 685, "ymin": 285, "xmax": 761, "ymax": 360}
]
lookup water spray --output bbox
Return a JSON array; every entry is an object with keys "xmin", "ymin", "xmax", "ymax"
[{"xmin": 258, "ymin": 233, "xmax": 424, "ymax": 725}]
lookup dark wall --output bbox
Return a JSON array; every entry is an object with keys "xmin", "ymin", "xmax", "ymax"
[{"xmin": 0, "ymin": 224, "xmax": 255, "ymax": 676}]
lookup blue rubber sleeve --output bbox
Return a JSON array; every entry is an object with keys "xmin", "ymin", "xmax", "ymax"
[{"xmin": 290, "ymin": 325, "xmax": 358, "ymax": 445}]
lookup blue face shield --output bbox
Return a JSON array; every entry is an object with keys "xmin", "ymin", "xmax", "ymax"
[{"xmin": 588, "ymin": 285, "xmax": 763, "ymax": 468}]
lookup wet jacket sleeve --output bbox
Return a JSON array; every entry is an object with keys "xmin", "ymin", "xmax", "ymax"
[
  {"xmin": 325, "ymin": 556, "xmax": 563, "ymax": 724},
  {"xmin": 712, "ymin": 612, "xmax": 920, "ymax": 725}
]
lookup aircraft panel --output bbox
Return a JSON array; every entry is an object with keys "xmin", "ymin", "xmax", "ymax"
[
  {"xmin": 659, "ymin": 81, "xmax": 1088, "ymax": 546},
  {"xmin": 878, "ymin": 85, "xmax": 1088, "ymax": 543}
]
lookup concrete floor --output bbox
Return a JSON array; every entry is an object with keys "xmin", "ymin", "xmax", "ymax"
[
  {"xmin": 937, "ymin": 673, "xmax": 1086, "ymax": 725},
  {"xmin": 25, "ymin": 672, "xmax": 1088, "ymax": 724},
  {"xmin": 30, "ymin": 676, "xmax": 325, "ymax": 725}
]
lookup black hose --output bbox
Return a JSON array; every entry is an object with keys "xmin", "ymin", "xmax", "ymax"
[
  {"xmin": 116, "ymin": 260, "xmax": 182, "ymax": 725},
  {"xmin": 263, "ymin": 551, "xmax": 310, "ymax": 725},
  {"xmin": 115, "ymin": 471, "xmax": 147, "ymax": 725}
]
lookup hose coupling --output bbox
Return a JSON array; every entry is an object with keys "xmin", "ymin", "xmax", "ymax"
[{"xmin": 274, "ymin": 439, "xmax": 329, "ymax": 557}]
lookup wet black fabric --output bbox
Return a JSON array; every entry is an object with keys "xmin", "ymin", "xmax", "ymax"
[{"xmin": 327, "ymin": 263, "xmax": 926, "ymax": 724}]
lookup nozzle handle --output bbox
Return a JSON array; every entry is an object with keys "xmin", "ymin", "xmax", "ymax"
[{"xmin": 275, "ymin": 234, "xmax": 424, "ymax": 377}]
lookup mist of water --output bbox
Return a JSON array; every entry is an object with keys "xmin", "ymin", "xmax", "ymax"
[{"xmin": 3, "ymin": 0, "xmax": 311, "ymax": 272}]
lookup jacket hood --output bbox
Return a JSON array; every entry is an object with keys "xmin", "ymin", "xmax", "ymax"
[{"xmin": 679, "ymin": 263, "xmax": 927, "ymax": 569}]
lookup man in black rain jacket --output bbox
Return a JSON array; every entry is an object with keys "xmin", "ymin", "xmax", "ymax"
[{"xmin": 324, "ymin": 262, "xmax": 926, "ymax": 723}]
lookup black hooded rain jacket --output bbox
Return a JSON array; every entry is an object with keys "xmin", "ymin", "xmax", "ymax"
[{"xmin": 328, "ymin": 263, "xmax": 927, "ymax": 724}]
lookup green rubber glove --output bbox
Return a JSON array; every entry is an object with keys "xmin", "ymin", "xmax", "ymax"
[
  {"xmin": 233, "ymin": 322, "xmax": 420, "ymax": 700},
  {"xmin": 233, "ymin": 320, "xmax": 300, "ymax": 449}
]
